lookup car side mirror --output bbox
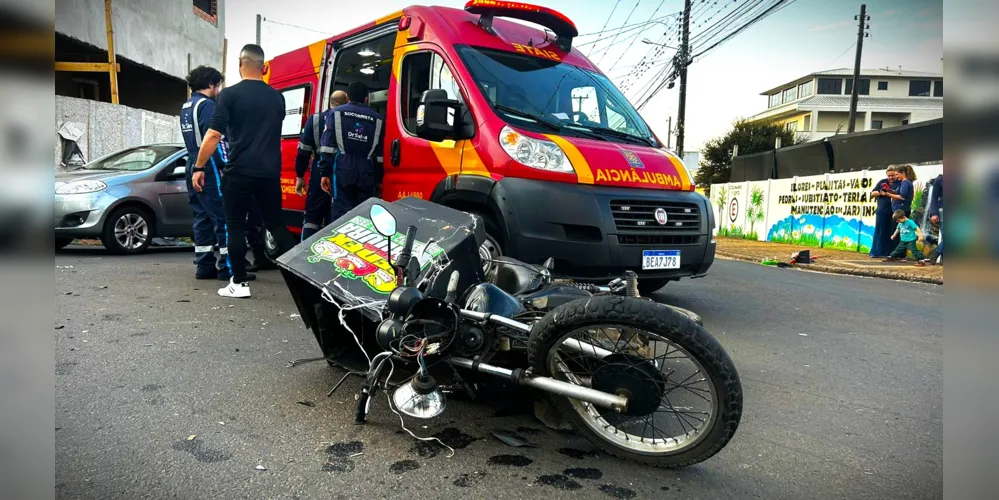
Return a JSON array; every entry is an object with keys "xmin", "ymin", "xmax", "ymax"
[
  {"xmin": 167, "ymin": 165, "xmax": 186, "ymax": 180},
  {"xmin": 416, "ymin": 89, "xmax": 461, "ymax": 142}
]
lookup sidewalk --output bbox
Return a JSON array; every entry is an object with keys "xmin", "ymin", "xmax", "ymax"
[{"xmin": 715, "ymin": 238, "xmax": 943, "ymax": 284}]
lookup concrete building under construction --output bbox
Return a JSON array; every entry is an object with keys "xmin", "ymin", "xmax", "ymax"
[{"xmin": 55, "ymin": 0, "xmax": 227, "ymax": 115}]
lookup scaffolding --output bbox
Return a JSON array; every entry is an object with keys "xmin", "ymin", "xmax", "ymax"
[{"xmin": 54, "ymin": 0, "xmax": 120, "ymax": 104}]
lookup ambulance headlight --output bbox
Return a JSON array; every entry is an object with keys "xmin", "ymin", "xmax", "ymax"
[
  {"xmin": 499, "ymin": 126, "xmax": 573, "ymax": 174},
  {"xmin": 56, "ymin": 180, "xmax": 107, "ymax": 195}
]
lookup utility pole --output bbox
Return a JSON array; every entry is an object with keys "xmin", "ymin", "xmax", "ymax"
[
  {"xmin": 675, "ymin": 0, "xmax": 692, "ymax": 157},
  {"xmin": 666, "ymin": 116, "xmax": 672, "ymax": 149},
  {"xmin": 847, "ymin": 4, "xmax": 869, "ymax": 134},
  {"xmin": 256, "ymin": 14, "xmax": 262, "ymax": 46}
]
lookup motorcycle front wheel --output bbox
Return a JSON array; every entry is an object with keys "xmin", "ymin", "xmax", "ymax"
[{"xmin": 527, "ymin": 296, "xmax": 742, "ymax": 468}]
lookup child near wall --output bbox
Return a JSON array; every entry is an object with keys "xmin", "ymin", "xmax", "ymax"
[{"xmin": 883, "ymin": 209, "xmax": 926, "ymax": 266}]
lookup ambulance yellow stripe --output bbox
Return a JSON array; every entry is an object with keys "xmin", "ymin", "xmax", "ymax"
[
  {"xmin": 307, "ymin": 39, "xmax": 326, "ymax": 74},
  {"xmin": 659, "ymin": 149, "xmax": 692, "ymax": 190},
  {"xmin": 428, "ymin": 140, "xmax": 462, "ymax": 176},
  {"xmin": 376, "ymin": 10, "xmax": 404, "ymax": 26},
  {"xmin": 459, "ymin": 141, "xmax": 490, "ymax": 177},
  {"xmin": 544, "ymin": 134, "xmax": 593, "ymax": 184}
]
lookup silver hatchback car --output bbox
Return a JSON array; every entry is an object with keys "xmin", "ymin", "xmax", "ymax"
[{"xmin": 55, "ymin": 144, "xmax": 194, "ymax": 253}]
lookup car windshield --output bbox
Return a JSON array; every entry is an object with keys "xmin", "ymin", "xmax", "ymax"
[
  {"xmin": 455, "ymin": 45, "xmax": 657, "ymax": 146},
  {"xmin": 86, "ymin": 146, "xmax": 180, "ymax": 171}
]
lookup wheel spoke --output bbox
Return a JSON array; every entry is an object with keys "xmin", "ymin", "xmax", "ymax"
[{"xmin": 549, "ymin": 323, "xmax": 718, "ymax": 455}]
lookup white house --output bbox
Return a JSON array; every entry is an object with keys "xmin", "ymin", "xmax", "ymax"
[{"xmin": 746, "ymin": 68, "xmax": 943, "ymax": 141}]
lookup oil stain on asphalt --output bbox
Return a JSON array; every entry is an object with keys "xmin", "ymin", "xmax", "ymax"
[
  {"xmin": 389, "ymin": 460, "xmax": 420, "ymax": 474},
  {"xmin": 171, "ymin": 439, "xmax": 232, "ymax": 463},
  {"xmin": 323, "ymin": 441, "xmax": 363, "ymax": 473},
  {"xmin": 409, "ymin": 427, "xmax": 477, "ymax": 458},
  {"xmin": 598, "ymin": 484, "xmax": 637, "ymax": 499},
  {"xmin": 564, "ymin": 467, "xmax": 603, "ymax": 480},
  {"xmin": 535, "ymin": 474, "xmax": 583, "ymax": 491},
  {"xmin": 487, "ymin": 454, "xmax": 533, "ymax": 467},
  {"xmin": 452, "ymin": 471, "xmax": 488, "ymax": 487},
  {"xmin": 557, "ymin": 447, "xmax": 602, "ymax": 459}
]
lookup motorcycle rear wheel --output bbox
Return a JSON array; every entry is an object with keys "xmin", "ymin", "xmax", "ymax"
[{"xmin": 527, "ymin": 296, "xmax": 742, "ymax": 468}]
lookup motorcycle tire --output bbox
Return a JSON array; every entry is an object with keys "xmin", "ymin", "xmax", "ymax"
[{"xmin": 527, "ymin": 295, "xmax": 742, "ymax": 468}]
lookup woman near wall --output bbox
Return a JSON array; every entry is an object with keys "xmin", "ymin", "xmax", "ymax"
[
  {"xmin": 887, "ymin": 164, "xmax": 917, "ymax": 217},
  {"xmin": 870, "ymin": 166, "xmax": 900, "ymax": 257}
]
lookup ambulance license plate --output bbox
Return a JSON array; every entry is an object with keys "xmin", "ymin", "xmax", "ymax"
[{"xmin": 642, "ymin": 250, "xmax": 681, "ymax": 270}]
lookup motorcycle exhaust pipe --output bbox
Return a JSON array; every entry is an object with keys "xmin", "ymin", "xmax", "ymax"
[{"xmin": 449, "ymin": 357, "xmax": 628, "ymax": 413}]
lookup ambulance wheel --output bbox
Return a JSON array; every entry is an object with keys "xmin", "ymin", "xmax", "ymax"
[
  {"xmin": 472, "ymin": 211, "xmax": 503, "ymax": 272},
  {"xmin": 262, "ymin": 228, "xmax": 280, "ymax": 262}
]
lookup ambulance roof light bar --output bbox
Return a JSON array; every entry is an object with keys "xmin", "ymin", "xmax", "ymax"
[{"xmin": 464, "ymin": 0, "xmax": 579, "ymax": 52}]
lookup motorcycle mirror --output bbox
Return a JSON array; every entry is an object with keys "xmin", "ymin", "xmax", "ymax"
[{"xmin": 369, "ymin": 204, "xmax": 397, "ymax": 238}]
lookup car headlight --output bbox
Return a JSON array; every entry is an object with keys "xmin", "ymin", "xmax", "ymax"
[
  {"xmin": 499, "ymin": 126, "xmax": 574, "ymax": 174},
  {"xmin": 55, "ymin": 180, "xmax": 107, "ymax": 195}
]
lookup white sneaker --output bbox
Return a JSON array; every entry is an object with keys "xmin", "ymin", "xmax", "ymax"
[{"xmin": 218, "ymin": 278, "xmax": 251, "ymax": 298}]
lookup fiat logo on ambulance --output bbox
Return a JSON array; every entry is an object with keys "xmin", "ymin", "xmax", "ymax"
[{"xmin": 654, "ymin": 208, "xmax": 668, "ymax": 225}]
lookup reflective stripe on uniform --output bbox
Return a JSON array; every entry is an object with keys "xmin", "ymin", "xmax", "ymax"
[
  {"xmin": 313, "ymin": 113, "xmax": 322, "ymax": 150},
  {"xmin": 319, "ymin": 146, "xmax": 337, "ymax": 154},
  {"xmin": 367, "ymin": 118, "xmax": 383, "ymax": 160},
  {"xmin": 298, "ymin": 142, "xmax": 313, "ymax": 152},
  {"xmin": 303, "ymin": 222, "xmax": 320, "ymax": 230},
  {"xmin": 219, "ymin": 247, "xmax": 228, "ymax": 255},
  {"xmin": 333, "ymin": 110, "xmax": 345, "ymax": 153},
  {"xmin": 192, "ymin": 98, "xmax": 207, "ymax": 146},
  {"xmin": 195, "ymin": 245, "xmax": 214, "ymax": 253}
]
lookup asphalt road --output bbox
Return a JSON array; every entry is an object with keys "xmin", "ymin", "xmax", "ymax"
[{"xmin": 55, "ymin": 248, "xmax": 942, "ymax": 500}]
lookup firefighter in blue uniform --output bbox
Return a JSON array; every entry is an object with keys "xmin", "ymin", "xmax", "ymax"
[
  {"xmin": 319, "ymin": 82, "xmax": 384, "ymax": 221},
  {"xmin": 295, "ymin": 90, "xmax": 347, "ymax": 240},
  {"xmin": 181, "ymin": 66, "xmax": 270, "ymax": 280}
]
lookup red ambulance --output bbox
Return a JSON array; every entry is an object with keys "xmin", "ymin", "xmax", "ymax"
[{"xmin": 263, "ymin": 1, "xmax": 716, "ymax": 294}]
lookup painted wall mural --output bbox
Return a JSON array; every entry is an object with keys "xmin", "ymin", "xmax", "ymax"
[{"xmin": 709, "ymin": 164, "xmax": 943, "ymax": 253}]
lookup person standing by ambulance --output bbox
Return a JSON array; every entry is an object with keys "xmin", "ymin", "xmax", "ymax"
[
  {"xmin": 192, "ymin": 44, "xmax": 296, "ymax": 298},
  {"xmin": 181, "ymin": 66, "xmax": 258, "ymax": 281},
  {"xmin": 319, "ymin": 82, "xmax": 385, "ymax": 221},
  {"xmin": 296, "ymin": 90, "xmax": 348, "ymax": 240}
]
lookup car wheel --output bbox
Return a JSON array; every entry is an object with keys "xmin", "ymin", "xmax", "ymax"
[
  {"xmin": 101, "ymin": 206, "xmax": 153, "ymax": 255},
  {"xmin": 55, "ymin": 237, "xmax": 74, "ymax": 250}
]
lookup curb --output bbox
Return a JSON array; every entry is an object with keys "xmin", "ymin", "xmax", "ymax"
[{"xmin": 716, "ymin": 251, "xmax": 943, "ymax": 285}]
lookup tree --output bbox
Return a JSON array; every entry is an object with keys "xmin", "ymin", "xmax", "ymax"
[
  {"xmin": 695, "ymin": 120, "xmax": 800, "ymax": 193},
  {"xmin": 746, "ymin": 186, "xmax": 765, "ymax": 239}
]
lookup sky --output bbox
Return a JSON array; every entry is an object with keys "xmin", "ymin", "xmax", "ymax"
[{"xmin": 223, "ymin": 0, "xmax": 943, "ymax": 152}]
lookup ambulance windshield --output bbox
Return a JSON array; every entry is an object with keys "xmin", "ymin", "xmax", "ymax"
[{"xmin": 456, "ymin": 45, "xmax": 656, "ymax": 147}]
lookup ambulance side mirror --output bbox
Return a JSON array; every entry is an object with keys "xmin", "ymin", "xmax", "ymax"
[{"xmin": 416, "ymin": 89, "xmax": 460, "ymax": 142}]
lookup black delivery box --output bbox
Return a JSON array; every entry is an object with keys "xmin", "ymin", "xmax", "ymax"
[{"xmin": 277, "ymin": 197, "xmax": 486, "ymax": 342}]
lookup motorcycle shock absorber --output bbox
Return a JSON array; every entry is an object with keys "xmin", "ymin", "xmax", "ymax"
[{"xmin": 624, "ymin": 271, "xmax": 639, "ymax": 298}]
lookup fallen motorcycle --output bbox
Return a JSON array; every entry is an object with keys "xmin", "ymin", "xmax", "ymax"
[{"xmin": 278, "ymin": 198, "xmax": 742, "ymax": 468}]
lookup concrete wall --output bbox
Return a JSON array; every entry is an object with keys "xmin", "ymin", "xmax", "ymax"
[
  {"xmin": 55, "ymin": 0, "xmax": 225, "ymax": 80},
  {"xmin": 871, "ymin": 112, "xmax": 907, "ymax": 129},
  {"xmin": 55, "ymin": 96, "xmax": 180, "ymax": 167},
  {"xmin": 817, "ymin": 111, "xmax": 851, "ymax": 133}
]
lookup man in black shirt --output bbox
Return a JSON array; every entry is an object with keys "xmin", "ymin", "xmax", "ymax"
[{"xmin": 192, "ymin": 44, "xmax": 296, "ymax": 298}]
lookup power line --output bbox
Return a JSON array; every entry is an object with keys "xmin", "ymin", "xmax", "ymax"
[
  {"xmin": 578, "ymin": 12, "xmax": 680, "ymax": 38},
  {"xmin": 692, "ymin": 0, "xmax": 795, "ymax": 60},
  {"xmin": 595, "ymin": 1, "xmax": 641, "ymax": 67},
  {"xmin": 587, "ymin": 0, "xmax": 622, "ymax": 56},
  {"xmin": 607, "ymin": 0, "xmax": 668, "ymax": 74},
  {"xmin": 618, "ymin": 20, "xmax": 682, "ymax": 94},
  {"xmin": 261, "ymin": 17, "xmax": 332, "ymax": 36},
  {"xmin": 825, "ymin": 41, "xmax": 857, "ymax": 68}
]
